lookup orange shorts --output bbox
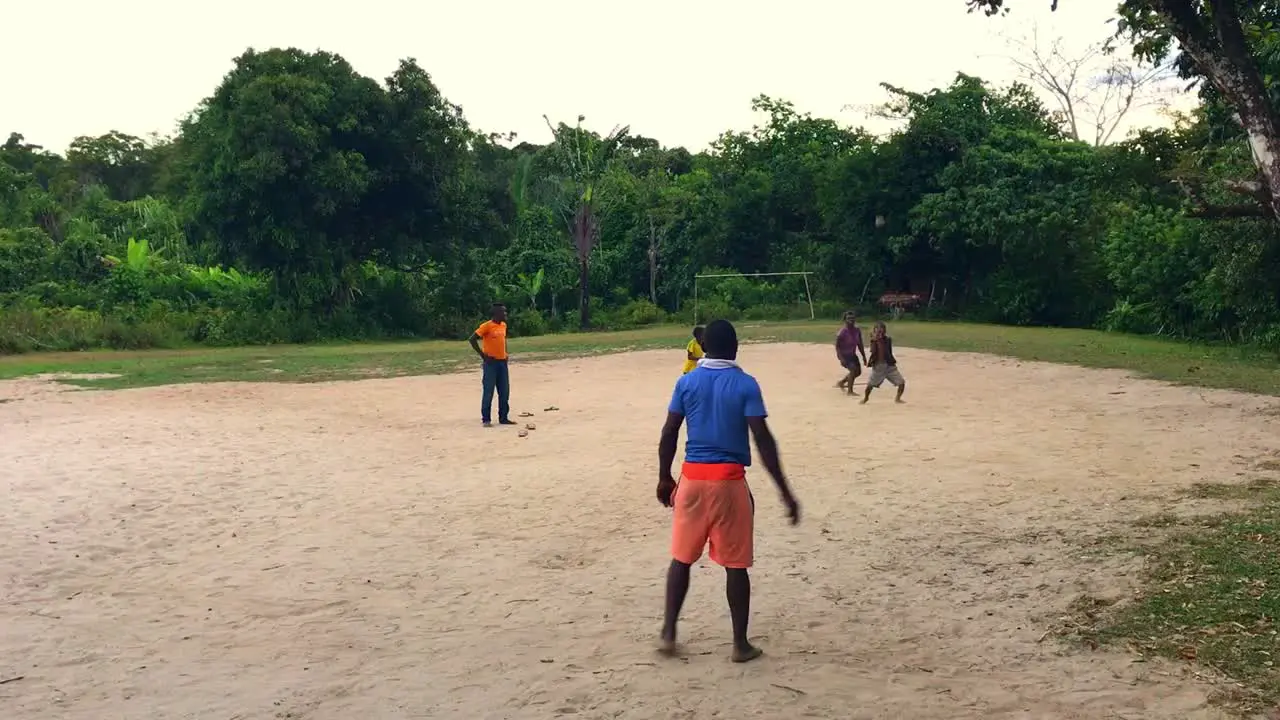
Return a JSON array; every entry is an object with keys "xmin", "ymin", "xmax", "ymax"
[{"xmin": 670, "ymin": 462, "xmax": 754, "ymax": 568}]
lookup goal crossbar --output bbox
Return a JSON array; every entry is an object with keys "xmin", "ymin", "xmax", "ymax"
[{"xmin": 693, "ymin": 271, "xmax": 815, "ymax": 324}]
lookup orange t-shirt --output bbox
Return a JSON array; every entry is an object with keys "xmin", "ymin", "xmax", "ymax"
[{"xmin": 475, "ymin": 320, "xmax": 508, "ymax": 360}]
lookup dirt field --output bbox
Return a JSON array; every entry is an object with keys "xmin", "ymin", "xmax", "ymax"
[{"xmin": 4, "ymin": 343, "xmax": 1279, "ymax": 719}]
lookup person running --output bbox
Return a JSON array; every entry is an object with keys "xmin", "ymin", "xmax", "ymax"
[
  {"xmin": 469, "ymin": 303, "xmax": 515, "ymax": 427},
  {"xmin": 681, "ymin": 325, "xmax": 706, "ymax": 375},
  {"xmin": 835, "ymin": 311, "xmax": 867, "ymax": 395},
  {"xmin": 656, "ymin": 319, "xmax": 800, "ymax": 663},
  {"xmin": 862, "ymin": 321, "xmax": 906, "ymax": 404}
]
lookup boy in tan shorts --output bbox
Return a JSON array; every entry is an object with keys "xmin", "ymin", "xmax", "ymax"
[{"xmin": 862, "ymin": 321, "xmax": 905, "ymax": 404}]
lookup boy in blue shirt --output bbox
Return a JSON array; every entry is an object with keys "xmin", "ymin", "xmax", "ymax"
[{"xmin": 656, "ymin": 319, "xmax": 800, "ymax": 662}]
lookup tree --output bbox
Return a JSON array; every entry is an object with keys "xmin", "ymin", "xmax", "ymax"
[
  {"xmin": 67, "ymin": 131, "xmax": 156, "ymax": 201},
  {"xmin": 540, "ymin": 116, "xmax": 630, "ymax": 328},
  {"xmin": 636, "ymin": 169, "xmax": 674, "ymax": 304},
  {"xmin": 969, "ymin": 0, "xmax": 1280, "ymax": 221},
  {"xmin": 1003, "ymin": 29, "xmax": 1174, "ymax": 145},
  {"xmin": 179, "ymin": 49, "xmax": 477, "ymax": 307}
]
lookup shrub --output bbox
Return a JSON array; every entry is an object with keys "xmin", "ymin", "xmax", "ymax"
[
  {"xmin": 0, "ymin": 306, "xmax": 182, "ymax": 353},
  {"xmin": 614, "ymin": 299, "xmax": 668, "ymax": 328},
  {"xmin": 683, "ymin": 298, "xmax": 740, "ymax": 323},
  {"xmin": 509, "ymin": 308, "xmax": 548, "ymax": 337},
  {"xmin": 0, "ymin": 228, "xmax": 54, "ymax": 293}
]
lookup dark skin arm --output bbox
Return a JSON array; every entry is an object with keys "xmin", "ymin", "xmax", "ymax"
[
  {"xmin": 858, "ymin": 334, "xmax": 868, "ymax": 364},
  {"xmin": 747, "ymin": 416, "xmax": 800, "ymax": 524},
  {"xmin": 657, "ymin": 412, "xmax": 683, "ymax": 505},
  {"xmin": 468, "ymin": 332, "xmax": 489, "ymax": 361}
]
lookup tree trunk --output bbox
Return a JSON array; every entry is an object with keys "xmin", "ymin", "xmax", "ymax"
[
  {"xmin": 647, "ymin": 216, "xmax": 659, "ymax": 304},
  {"xmin": 1223, "ymin": 85, "xmax": 1280, "ymax": 221},
  {"xmin": 1155, "ymin": 0, "xmax": 1280, "ymax": 220},
  {"xmin": 578, "ymin": 257, "xmax": 591, "ymax": 329},
  {"xmin": 571, "ymin": 204, "xmax": 598, "ymax": 330}
]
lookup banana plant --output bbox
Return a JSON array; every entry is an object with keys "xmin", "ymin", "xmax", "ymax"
[
  {"xmin": 103, "ymin": 237, "xmax": 157, "ymax": 272},
  {"xmin": 508, "ymin": 267, "xmax": 545, "ymax": 310}
]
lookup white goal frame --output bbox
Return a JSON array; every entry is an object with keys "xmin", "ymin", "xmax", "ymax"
[{"xmin": 693, "ymin": 271, "xmax": 815, "ymax": 324}]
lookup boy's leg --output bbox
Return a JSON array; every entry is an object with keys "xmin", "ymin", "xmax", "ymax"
[
  {"xmin": 496, "ymin": 361, "xmax": 513, "ymax": 423},
  {"xmin": 706, "ymin": 481, "xmax": 761, "ymax": 662},
  {"xmin": 662, "ymin": 480, "xmax": 708, "ymax": 654},
  {"xmin": 480, "ymin": 361, "xmax": 496, "ymax": 424},
  {"xmin": 862, "ymin": 366, "xmax": 883, "ymax": 404},
  {"xmin": 890, "ymin": 367, "xmax": 906, "ymax": 403},
  {"xmin": 660, "ymin": 559, "xmax": 691, "ymax": 652},
  {"xmin": 726, "ymin": 568, "xmax": 761, "ymax": 662}
]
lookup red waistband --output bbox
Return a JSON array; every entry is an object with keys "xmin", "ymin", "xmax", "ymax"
[{"xmin": 680, "ymin": 462, "xmax": 746, "ymax": 481}]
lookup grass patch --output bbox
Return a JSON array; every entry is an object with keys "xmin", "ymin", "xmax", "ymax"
[
  {"xmin": 1186, "ymin": 477, "xmax": 1280, "ymax": 501},
  {"xmin": 1, "ymin": 319, "xmax": 1279, "ymax": 392},
  {"xmin": 1061, "ymin": 482, "xmax": 1280, "ymax": 711}
]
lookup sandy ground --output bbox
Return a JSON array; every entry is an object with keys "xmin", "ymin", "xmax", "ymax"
[{"xmin": 4, "ymin": 343, "xmax": 1280, "ymax": 720}]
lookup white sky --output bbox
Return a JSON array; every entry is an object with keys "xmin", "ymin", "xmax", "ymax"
[{"xmin": 3, "ymin": 0, "xmax": 1192, "ymax": 154}]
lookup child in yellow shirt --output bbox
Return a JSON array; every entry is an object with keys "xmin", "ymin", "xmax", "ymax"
[{"xmin": 681, "ymin": 326, "xmax": 706, "ymax": 374}]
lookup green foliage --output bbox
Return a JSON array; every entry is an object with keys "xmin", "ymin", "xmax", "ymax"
[
  {"xmin": 612, "ymin": 299, "xmax": 668, "ymax": 328},
  {"xmin": 508, "ymin": 308, "xmax": 548, "ymax": 337},
  {"xmin": 6, "ymin": 36, "xmax": 1280, "ymax": 353}
]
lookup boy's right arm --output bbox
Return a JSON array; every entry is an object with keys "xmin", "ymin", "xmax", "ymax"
[{"xmin": 469, "ymin": 327, "xmax": 487, "ymax": 360}]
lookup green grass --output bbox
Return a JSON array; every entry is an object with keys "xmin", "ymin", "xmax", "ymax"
[
  {"xmin": 1067, "ymin": 479, "xmax": 1280, "ymax": 711},
  {"xmin": 2, "ymin": 319, "xmax": 1279, "ymax": 393}
]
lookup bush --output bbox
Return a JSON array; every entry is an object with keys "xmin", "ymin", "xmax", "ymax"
[
  {"xmin": 684, "ymin": 298, "xmax": 740, "ymax": 323},
  {"xmin": 190, "ymin": 307, "xmax": 294, "ymax": 346},
  {"xmin": 0, "ymin": 228, "xmax": 54, "ymax": 293},
  {"xmin": 614, "ymin": 299, "xmax": 668, "ymax": 328},
  {"xmin": 509, "ymin": 308, "xmax": 548, "ymax": 337},
  {"xmin": 0, "ymin": 306, "xmax": 184, "ymax": 353},
  {"xmin": 813, "ymin": 300, "xmax": 854, "ymax": 320}
]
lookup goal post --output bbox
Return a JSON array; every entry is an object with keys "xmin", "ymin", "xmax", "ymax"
[{"xmin": 693, "ymin": 271, "xmax": 816, "ymax": 324}]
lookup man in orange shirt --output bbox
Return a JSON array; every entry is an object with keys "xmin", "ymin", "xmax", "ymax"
[{"xmin": 469, "ymin": 303, "xmax": 515, "ymax": 427}]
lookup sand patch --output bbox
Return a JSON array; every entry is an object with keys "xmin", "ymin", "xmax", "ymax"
[
  {"xmin": 0, "ymin": 373, "xmax": 121, "ymax": 403},
  {"xmin": 3, "ymin": 345, "xmax": 1278, "ymax": 719}
]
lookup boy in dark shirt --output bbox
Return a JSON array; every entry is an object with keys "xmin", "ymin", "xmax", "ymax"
[
  {"xmin": 863, "ymin": 321, "xmax": 905, "ymax": 404},
  {"xmin": 835, "ymin": 311, "xmax": 867, "ymax": 395}
]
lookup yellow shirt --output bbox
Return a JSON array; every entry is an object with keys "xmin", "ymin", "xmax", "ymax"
[
  {"xmin": 475, "ymin": 320, "xmax": 508, "ymax": 360},
  {"xmin": 681, "ymin": 338, "xmax": 704, "ymax": 374}
]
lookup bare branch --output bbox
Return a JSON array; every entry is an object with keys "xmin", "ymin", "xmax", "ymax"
[
  {"xmin": 1176, "ymin": 176, "xmax": 1269, "ymax": 219},
  {"xmin": 1000, "ymin": 24, "xmax": 1178, "ymax": 145},
  {"xmin": 1186, "ymin": 203, "xmax": 1270, "ymax": 219}
]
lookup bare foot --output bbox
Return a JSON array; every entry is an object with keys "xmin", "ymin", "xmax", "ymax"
[
  {"xmin": 657, "ymin": 636, "xmax": 680, "ymax": 657},
  {"xmin": 731, "ymin": 644, "xmax": 764, "ymax": 663},
  {"xmin": 895, "ymin": 398, "xmax": 905, "ymax": 404},
  {"xmin": 860, "ymin": 398, "xmax": 869, "ymax": 405}
]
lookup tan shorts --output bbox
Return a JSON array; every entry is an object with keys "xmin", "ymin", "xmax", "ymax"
[{"xmin": 868, "ymin": 364, "xmax": 904, "ymax": 388}]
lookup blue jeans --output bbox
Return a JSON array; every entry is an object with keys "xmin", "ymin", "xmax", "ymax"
[{"xmin": 481, "ymin": 359, "xmax": 510, "ymax": 423}]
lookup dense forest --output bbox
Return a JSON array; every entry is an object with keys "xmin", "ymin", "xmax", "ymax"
[{"xmin": 4, "ymin": 0, "xmax": 1280, "ymax": 353}]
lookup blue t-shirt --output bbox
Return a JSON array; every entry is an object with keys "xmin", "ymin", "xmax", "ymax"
[{"xmin": 668, "ymin": 366, "xmax": 767, "ymax": 466}]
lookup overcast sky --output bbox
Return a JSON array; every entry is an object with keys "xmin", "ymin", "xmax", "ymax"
[{"xmin": 3, "ymin": 0, "xmax": 1190, "ymax": 153}]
